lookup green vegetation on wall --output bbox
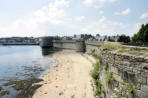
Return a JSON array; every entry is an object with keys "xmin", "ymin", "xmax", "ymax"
[
  {"xmin": 92, "ymin": 53, "xmax": 100, "ymax": 60},
  {"xmin": 91, "ymin": 61, "xmax": 100, "ymax": 80},
  {"xmin": 114, "ymin": 83, "xmax": 135, "ymax": 98},
  {"xmin": 91, "ymin": 53, "xmax": 104, "ymax": 97},
  {"xmin": 105, "ymin": 70, "xmax": 115, "ymax": 84},
  {"xmin": 91, "ymin": 49, "xmax": 136, "ymax": 98},
  {"xmin": 101, "ymin": 42, "xmax": 122, "ymax": 51}
]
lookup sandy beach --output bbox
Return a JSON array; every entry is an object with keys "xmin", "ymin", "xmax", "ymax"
[{"xmin": 33, "ymin": 50, "xmax": 96, "ymax": 98}]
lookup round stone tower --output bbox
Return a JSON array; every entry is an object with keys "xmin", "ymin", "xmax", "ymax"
[{"xmin": 40, "ymin": 36, "xmax": 54, "ymax": 48}]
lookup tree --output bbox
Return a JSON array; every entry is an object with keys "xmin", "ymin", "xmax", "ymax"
[
  {"xmin": 132, "ymin": 23, "xmax": 148, "ymax": 43},
  {"xmin": 144, "ymin": 29, "xmax": 148, "ymax": 42},
  {"xmin": 117, "ymin": 34, "xmax": 130, "ymax": 43}
]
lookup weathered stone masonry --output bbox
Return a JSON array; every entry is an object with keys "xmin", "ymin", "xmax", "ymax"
[
  {"xmin": 99, "ymin": 50, "xmax": 148, "ymax": 98},
  {"xmin": 84, "ymin": 41, "xmax": 148, "ymax": 98}
]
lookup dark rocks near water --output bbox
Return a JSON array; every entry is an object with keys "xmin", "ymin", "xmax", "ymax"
[
  {"xmin": 0, "ymin": 91, "xmax": 10, "ymax": 97},
  {"xmin": 0, "ymin": 86, "xmax": 2, "ymax": 91},
  {"xmin": 16, "ymin": 84, "xmax": 42, "ymax": 98},
  {"xmin": 0, "ymin": 86, "xmax": 10, "ymax": 97},
  {"xmin": 3, "ymin": 78, "xmax": 43, "ymax": 98}
]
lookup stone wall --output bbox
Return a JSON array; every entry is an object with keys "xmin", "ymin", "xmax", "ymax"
[
  {"xmin": 85, "ymin": 41, "xmax": 104, "ymax": 54},
  {"xmin": 84, "ymin": 41, "xmax": 148, "ymax": 98},
  {"xmin": 99, "ymin": 50, "xmax": 148, "ymax": 98},
  {"xmin": 53, "ymin": 40, "xmax": 85, "ymax": 52},
  {"xmin": 40, "ymin": 38, "xmax": 148, "ymax": 97}
]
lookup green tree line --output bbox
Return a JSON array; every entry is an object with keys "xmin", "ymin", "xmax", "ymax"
[
  {"xmin": 132, "ymin": 23, "xmax": 148, "ymax": 44},
  {"xmin": 114, "ymin": 23, "xmax": 148, "ymax": 44}
]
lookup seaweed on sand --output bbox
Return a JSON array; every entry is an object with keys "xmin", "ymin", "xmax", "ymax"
[
  {"xmin": 3, "ymin": 78, "xmax": 43, "ymax": 98},
  {"xmin": 0, "ymin": 91, "xmax": 10, "ymax": 97},
  {"xmin": 0, "ymin": 86, "xmax": 2, "ymax": 91}
]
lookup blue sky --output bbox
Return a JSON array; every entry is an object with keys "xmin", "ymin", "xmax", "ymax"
[{"xmin": 0, "ymin": 0, "xmax": 148, "ymax": 37}]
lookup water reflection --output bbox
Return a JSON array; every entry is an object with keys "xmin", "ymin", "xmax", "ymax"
[
  {"xmin": 0, "ymin": 46, "xmax": 55, "ymax": 98},
  {"xmin": 41, "ymin": 48, "xmax": 54, "ymax": 56},
  {"xmin": 41, "ymin": 48, "xmax": 61, "ymax": 56}
]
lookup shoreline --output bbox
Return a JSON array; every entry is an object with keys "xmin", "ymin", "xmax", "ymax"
[{"xmin": 33, "ymin": 50, "xmax": 96, "ymax": 98}]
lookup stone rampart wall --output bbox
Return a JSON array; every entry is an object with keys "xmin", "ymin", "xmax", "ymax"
[
  {"xmin": 53, "ymin": 40, "xmax": 85, "ymax": 52},
  {"xmin": 85, "ymin": 41, "xmax": 104, "ymax": 54},
  {"xmin": 99, "ymin": 50, "xmax": 148, "ymax": 98},
  {"xmin": 84, "ymin": 41, "xmax": 148, "ymax": 98},
  {"xmin": 40, "ymin": 38, "xmax": 148, "ymax": 97}
]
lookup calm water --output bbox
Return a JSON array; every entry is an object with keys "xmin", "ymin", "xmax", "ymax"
[{"xmin": 0, "ymin": 46, "xmax": 55, "ymax": 97}]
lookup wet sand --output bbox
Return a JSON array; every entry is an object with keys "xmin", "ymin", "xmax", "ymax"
[{"xmin": 33, "ymin": 50, "xmax": 96, "ymax": 98}]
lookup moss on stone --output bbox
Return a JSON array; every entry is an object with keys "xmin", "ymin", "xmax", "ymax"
[
  {"xmin": 3, "ymin": 78, "xmax": 43, "ymax": 97},
  {"xmin": 102, "ymin": 42, "xmax": 148, "ymax": 56},
  {"xmin": 0, "ymin": 91, "xmax": 10, "ymax": 97},
  {"xmin": 90, "ymin": 53, "xmax": 105, "ymax": 98},
  {"xmin": 101, "ymin": 42, "xmax": 122, "ymax": 51},
  {"xmin": 92, "ymin": 53, "xmax": 100, "ymax": 59},
  {"xmin": 0, "ymin": 86, "xmax": 2, "ymax": 91},
  {"xmin": 114, "ymin": 83, "xmax": 135, "ymax": 98},
  {"xmin": 90, "ymin": 61, "xmax": 100, "ymax": 80},
  {"xmin": 16, "ymin": 84, "xmax": 42, "ymax": 98},
  {"xmin": 105, "ymin": 70, "xmax": 115, "ymax": 84}
]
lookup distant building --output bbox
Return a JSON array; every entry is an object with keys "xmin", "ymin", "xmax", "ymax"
[
  {"xmin": 72, "ymin": 35, "xmax": 83, "ymax": 40},
  {"xmin": 73, "ymin": 34, "xmax": 95, "ymax": 40},
  {"xmin": 62, "ymin": 36, "xmax": 73, "ymax": 40},
  {"xmin": 108, "ymin": 36, "xmax": 119, "ymax": 42},
  {"xmin": 97, "ymin": 36, "xmax": 108, "ymax": 42},
  {"xmin": 0, "ymin": 37, "xmax": 39, "ymax": 45}
]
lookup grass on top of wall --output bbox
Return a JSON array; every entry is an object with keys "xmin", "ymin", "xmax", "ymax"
[
  {"xmin": 101, "ymin": 42, "xmax": 148, "ymax": 56},
  {"xmin": 101, "ymin": 42, "xmax": 122, "ymax": 51}
]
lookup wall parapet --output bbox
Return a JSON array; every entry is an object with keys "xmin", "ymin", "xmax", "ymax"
[{"xmin": 53, "ymin": 40, "xmax": 85, "ymax": 52}]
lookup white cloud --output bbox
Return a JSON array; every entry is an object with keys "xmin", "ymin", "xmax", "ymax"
[
  {"xmin": 75, "ymin": 16, "xmax": 85, "ymax": 22},
  {"xmin": 122, "ymin": 8, "xmax": 131, "ymax": 15},
  {"xmin": 0, "ymin": 0, "xmax": 140, "ymax": 37},
  {"xmin": 0, "ymin": 0, "xmax": 70, "ymax": 37},
  {"xmin": 83, "ymin": 0, "xmax": 94, "ymax": 5},
  {"xmin": 140, "ymin": 13, "xmax": 148, "ymax": 19},
  {"xmin": 83, "ymin": 0, "xmax": 118, "ymax": 8},
  {"xmin": 99, "ymin": 10, "xmax": 104, "ymax": 14},
  {"xmin": 80, "ymin": 16, "xmax": 138, "ymax": 36},
  {"xmin": 114, "ymin": 8, "xmax": 131, "ymax": 15},
  {"xmin": 81, "ymin": 16, "xmax": 123, "ymax": 35}
]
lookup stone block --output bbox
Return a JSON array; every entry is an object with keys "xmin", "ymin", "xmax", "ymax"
[
  {"xmin": 113, "ymin": 73, "xmax": 123, "ymax": 83},
  {"xmin": 141, "ymin": 85, "xmax": 148, "ymax": 93},
  {"xmin": 122, "ymin": 71, "xmax": 128, "ymax": 82},
  {"xmin": 135, "ymin": 74, "xmax": 147, "ymax": 85},
  {"xmin": 128, "ymin": 74, "xmax": 135, "ymax": 83},
  {"xmin": 122, "ymin": 61, "xmax": 130, "ymax": 67},
  {"xmin": 147, "ymin": 77, "xmax": 148, "ymax": 85},
  {"xmin": 144, "ymin": 58, "xmax": 148, "ymax": 63},
  {"xmin": 136, "ymin": 83, "xmax": 141, "ymax": 90},
  {"xmin": 110, "ymin": 66, "xmax": 118, "ymax": 75},
  {"xmin": 134, "ymin": 89, "xmax": 148, "ymax": 98}
]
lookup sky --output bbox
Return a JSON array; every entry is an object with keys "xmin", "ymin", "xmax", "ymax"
[{"xmin": 0, "ymin": 0, "xmax": 148, "ymax": 37}]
